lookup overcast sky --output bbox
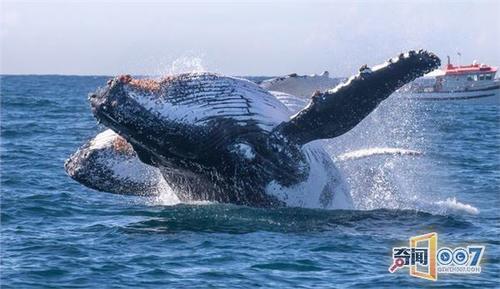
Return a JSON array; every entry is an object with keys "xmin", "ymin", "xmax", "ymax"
[{"xmin": 1, "ymin": 0, "xmax": 499, "ymax": 76}]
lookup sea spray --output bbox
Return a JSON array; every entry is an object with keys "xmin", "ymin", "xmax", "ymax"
[
  {"xmin": 150, "ymin": 54, "xmax": 207, "ymax": 78},
  {"xmin": 329, "ymin": 94, "xmax": 478, "ymax": 215},
  {"xmin": 169, "ymin": 55, "xmax": 206, "ymax": 74}
]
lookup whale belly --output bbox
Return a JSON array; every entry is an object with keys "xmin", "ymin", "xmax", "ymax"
[{"xmin": 264, "ymin": 141, "xmax": 353, "ymax": 210}]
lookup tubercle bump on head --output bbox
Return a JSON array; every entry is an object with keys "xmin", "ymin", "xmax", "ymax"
[
  {"xmin": 113, "ymin": 136, "xmax": 134, "ymax": 154},
  {"xmin": 118, "ymin": 74, "xmax": 133, "ymax": 84},
  {"xmin": 116, "ymin": 75, "xmax": 176, "ymax": 92}
]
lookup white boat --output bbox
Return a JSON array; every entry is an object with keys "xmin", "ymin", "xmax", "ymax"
[{"xmin": 399, "ymin": 56, "xmax": 499, "ymax": 104}]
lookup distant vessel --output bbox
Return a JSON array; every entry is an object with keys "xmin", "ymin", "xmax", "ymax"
[{"xmin": 399, "ymin": 56, "xmax": 499, "ymax": 104}]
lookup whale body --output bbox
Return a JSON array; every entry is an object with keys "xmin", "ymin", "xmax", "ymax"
[{"xmin": 66, "ymin": 50, "xmax": 440, "ymax": 208}]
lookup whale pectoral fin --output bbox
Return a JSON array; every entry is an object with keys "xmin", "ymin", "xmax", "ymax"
[{"xmin": 273, "ymin": 50, "xmax": 440, "ymax": 145}]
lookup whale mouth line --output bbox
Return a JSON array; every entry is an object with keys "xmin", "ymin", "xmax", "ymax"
[
  {"xmin": 94, "ymin": 109, "xmax": 124, "ymax": 138},
  {"xmin": 96, "ymin": 110, "xmax": 149, "ymax": 157},
  {"xmin": 97, "ymin": 109, "xmax": 179, "ymax": 169}
]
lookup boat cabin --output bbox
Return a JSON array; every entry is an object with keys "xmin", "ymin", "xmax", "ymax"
[{"xmin": 434, "ymin": 58, "xmax": 498, "ymax": 92}]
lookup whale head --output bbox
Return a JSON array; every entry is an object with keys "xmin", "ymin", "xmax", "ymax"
[
  {"xmin": 89, "ymin": 74, "xmax": 211, "ymax": 165},
  {"xmin": 89, "ymin": 72, "xmax": 303, "ymax": 166},
  {"xmin": 89, "ymin": 73, "xmax": 307, "ymax": 205}
]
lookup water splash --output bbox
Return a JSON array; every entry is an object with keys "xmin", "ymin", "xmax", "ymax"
[
  {"xmin": 143, "ymin": 53, "xmax": 208, "ymax": 78},
  {"xmin": 149, "ymin": 54, "xmax": 207, "ymax": 77},
  {"xmin": 430, "ymin": 197, "xmax": 479, "ymax": 215},
  {"xmin": 145, "ymin": 177, "xmax": 216, "ymax": 207},
  {"xmin": 145, "ymin": 178, "xmax": 181, "ymax": 206},
  {"xmin": 169, "ymin": 55, "xmax": 206, "ymax": 74},
  {"xmin": 337, "ymin": 147, "xmax": 422, "ymax": 161},
  {"xmin": 329, "ymin": 94, "xmax": 479, "ymax": 215}
]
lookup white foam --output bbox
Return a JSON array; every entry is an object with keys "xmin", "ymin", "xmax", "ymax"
[
  {"xmin": 337, "ymin": 147, "xmax": 422, "ymax": 161},
  {"xmin": 145, "ymin": 177, "xmax": 181, "ymax": 206},
  {"xmin": 431, "ymin": 197, "xmax": 479, "ymax": 215}
]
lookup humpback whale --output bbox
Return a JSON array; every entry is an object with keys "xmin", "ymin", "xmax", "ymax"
[
  {"xmin": 66, "ymin": 50, "xmax": 440, "ymax": 208},
  {"xmin": 260, "ymin": 70, "xmax": 341, "ymax": 98}
]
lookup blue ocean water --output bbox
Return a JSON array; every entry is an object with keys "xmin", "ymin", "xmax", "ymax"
[{"xmin": 1, "ymin": 75, "xmax": 498, "ymax": 288}]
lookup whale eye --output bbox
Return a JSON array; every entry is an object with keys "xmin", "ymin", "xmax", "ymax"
[{"xmin": 230, "ymin": 143, "xmax": 255, "ymax": 160}]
